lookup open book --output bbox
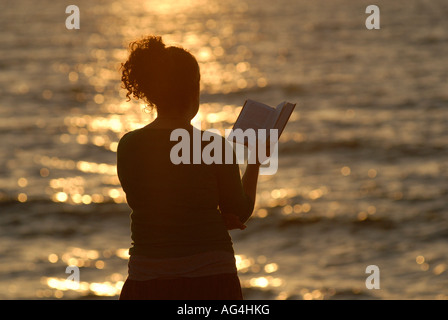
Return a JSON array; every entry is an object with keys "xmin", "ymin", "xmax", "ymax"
[{"xmin": 227, "ymin": 99, "xmax": 296, "ymax": 145}]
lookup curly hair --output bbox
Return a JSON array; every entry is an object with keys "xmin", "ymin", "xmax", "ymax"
[{"xmin": 121, "ymin": 35, "xmax": 200, "ymax": 114}]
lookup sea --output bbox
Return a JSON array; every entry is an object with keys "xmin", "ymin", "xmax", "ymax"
[{"xmin": 1, "ymin": 0, "xmax": 448, "ymax": 300}]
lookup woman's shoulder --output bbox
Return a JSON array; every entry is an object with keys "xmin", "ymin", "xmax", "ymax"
[
  {"xmin": 117, "ymin": 128, "xmax": 143, "ymax": 151},
  {"xmin": 117, "ymin": 126, "xmax": 172, "ymax": 150},
  {"xmin": 119, "ymin": 129, "xmax": 138, "ymax": 143}
]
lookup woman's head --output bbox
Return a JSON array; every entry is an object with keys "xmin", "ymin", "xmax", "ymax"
[{"xmin": 121, "ymin": 35, "xmax": 200, "ymax": 119}]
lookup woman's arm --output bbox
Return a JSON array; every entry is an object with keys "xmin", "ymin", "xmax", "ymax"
[
  {"xmin": 242, "ymin": 163, "xmax": 260, "ymax": 205},
  {"xmin": 217, "ymin": 136, "xmax": 273, "ymax": 229},
  {"xmin": 216, "ymin": 139, "xmax": 258, "ymax": 226},
  {"xmin": 243, "ymin": 141, "xmax": 271, "ymax": 204},
  {"xmin": 221, "ymin": 163, "xmax": 260, "ymax": 230}
]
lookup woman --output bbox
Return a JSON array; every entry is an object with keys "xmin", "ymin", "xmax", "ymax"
[{"xmin": 117, "ymin": 35, "xmax": 261, "ymax": 300}]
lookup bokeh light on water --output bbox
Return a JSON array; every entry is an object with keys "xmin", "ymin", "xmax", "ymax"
[{"xmin": 1, "ymin": 0, "xmax": 448, "ymax": 299}]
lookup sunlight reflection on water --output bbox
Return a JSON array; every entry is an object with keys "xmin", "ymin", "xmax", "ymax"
[
  {"xmin": 2, "ymin": 0, "xmax": 448, "ymax": 300},
  {"xmin": 42, "ymin": 249, "xmax": 286, "ymax": 299},
  {"xmin": 41, "ymin": 247, "xmax": 129, "ymax": 298}
]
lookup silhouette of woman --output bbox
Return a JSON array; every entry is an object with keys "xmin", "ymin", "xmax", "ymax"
[{"xmin": 117, "ymin": 36, "xmax": 261, "ymax": 300}]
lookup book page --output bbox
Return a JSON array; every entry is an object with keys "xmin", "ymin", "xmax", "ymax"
[
  {"xmin": 233, "ymin": 100, "xmax": 275, "ymax": 131},
  {"xmin": 273, "ymin": 102, "xmax": 296, "ymax": 137},
  {"xmin": 265, "ymin": 101, "xmax": 286, "ymax": 130}
]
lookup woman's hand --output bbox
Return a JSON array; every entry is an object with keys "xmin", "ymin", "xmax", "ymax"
[{"xmin": 222, "ymin": 213, "xmax": 247, "ymax": 230}]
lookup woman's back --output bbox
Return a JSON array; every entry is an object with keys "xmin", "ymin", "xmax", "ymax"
[{"xmin": 117, "ymin": 126, "xmax": 252, "ymax": 258}]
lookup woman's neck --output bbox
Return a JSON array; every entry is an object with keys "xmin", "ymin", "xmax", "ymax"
[{"xmin": 148, "ymin": 116, "xmax": 193, "ymax": 129}]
